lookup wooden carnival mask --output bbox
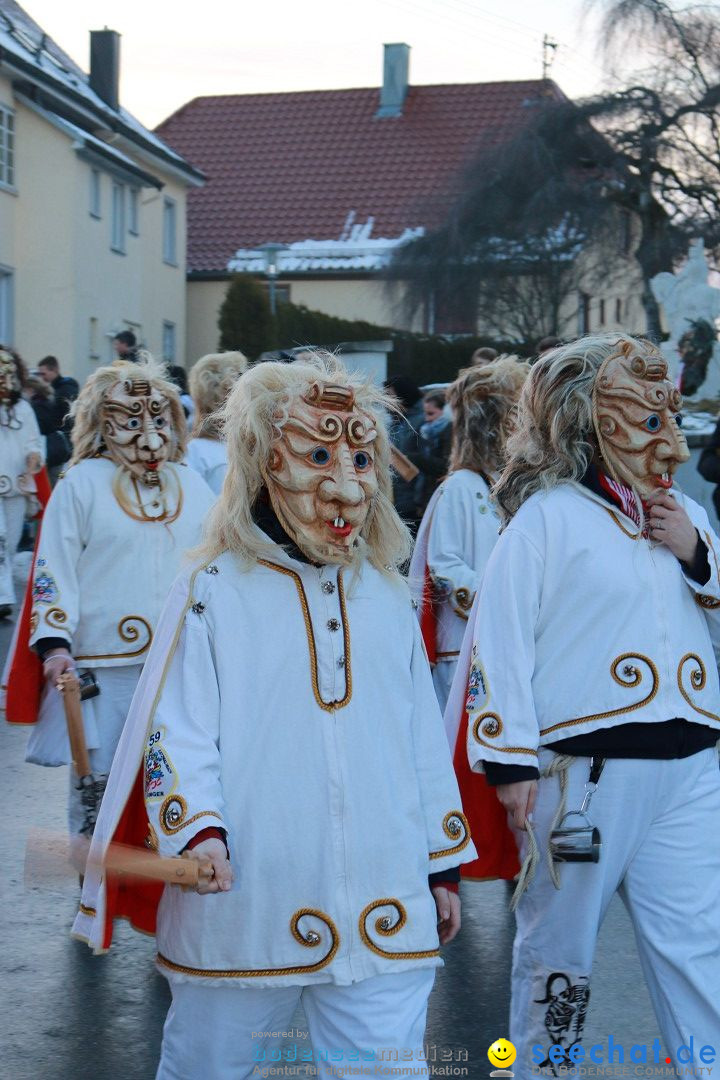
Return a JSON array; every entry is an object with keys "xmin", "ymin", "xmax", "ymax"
[
  {"xmin": 592, "ymin": 341, "xmax": 689, "ymax": 497},
  {"xmin": 0, "ymin": 350, "xmax": 20, "ymax": 407},
  {"xmin": 101, "ymin": 376, "xmax": 173, "ymax": 486},
  {"xmin": 263, "ymin": 381, "xmax": 379, "ymax": 565}
]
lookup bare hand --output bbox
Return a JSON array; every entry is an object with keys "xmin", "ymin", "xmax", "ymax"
[
  {"xmin": 185, "ymin": 837, "xmax": 233, "ymax": 894},
  {"xmin": 43, "ymin": 649, "xmax": 74, "ymax": 687},
  {"xmin": 25, "ymin": 452, "xmax": 42, "ymax": 474},
  {"xmin": 431, "ymin": 886, "xmax": 461, "ymax": 945},
  {"xmin": 645, "ymin": 492, "xmax": 697, "ymax": 563},
  {"xmin": 496, "ymin": 780, "xmax": 537, "ymax": 831}
]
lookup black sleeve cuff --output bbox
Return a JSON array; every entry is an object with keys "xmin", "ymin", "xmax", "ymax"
[
  {"xmin": 33, "ymin": 636, "xmax": 72, "ymax": 661},
  {"xmin": 428, "ymin": 866, "xmax": 460, "ymax": 887},
  {"xmin": 483, "ymin": 761, "xmax": 539, "ymax": 786},
  {"xmin": 681, "ymin": 531, "xmax": 711, "ymax": 586}
]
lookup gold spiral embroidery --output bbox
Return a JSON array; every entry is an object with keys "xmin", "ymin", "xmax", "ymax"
[
  {"xmin": 157, "ymin": 908, "xmax": 340, "ymax": 977},
  {"xmin": 158, "ymin": 793, "xmax": 222, "ymax": 836},
  {"xmin": 450, "ymin": 588, "xmax": 474, "ymax": 620},
  {"xmin": 46, "ymin": 607, "xmax": 68, "ymax": 630},
  {"xmin": 695, "ymin": 594, "xmax": 720, "ymax": 609},
  {"xmin": 430, "ymin": 810, "xmax": 471, "ymax": 860},
  {"xmin": 359, "ymin": 899, "xmax": 439, "ymax": 960},
  {"xmin": 473, "ymin": 712, "xmax": 537, "ymax": 756},
  {"xmin": 540, "ymin": 653, "xmax": 659, "ymax": 736},
  {"xmin": 76, "ymin": 615, "xmax": 152, "ymax": 661},
  {"xmin": 677, "ymin": 653, "xmax": 720, "ymax": 724}
]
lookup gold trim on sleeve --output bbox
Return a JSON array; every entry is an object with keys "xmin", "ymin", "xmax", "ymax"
[
  {"xmin": 450, "ymin": 588, "xmax": 474, "ymax": 620},
  {"xmin": 158, "ymin": 793, "xmax": 222, "ymax": 836},
  {"xmin": 359, "ymin": 899, "xmax": 439, "ymax": 960},
  {"xmin": 540, "ymin": 653, "xmax": 659, "ymax": 736},
  {"xmin": 695, "ymin": 594, "xmax": 720, "ymax": 609},
  {"xmin": 258, "ymin": 560, "xmax": 352, "ymax": 712},
  {"xmin": 429, "ymin": 811, "xmax": 471, "ymax": 860},
  {"xmin": 76, "ymin": 615, "xmax": 153, "ymax": 661},
  {"xmin": 677, "ymin": 653, "xmax": 720, "ymax": 724},
  {"xmin": 46, "ymin": 607, "xmax": 69, "ymax": 630},
  {"xmin": 156, "ymin": 908, "xmax": 340, "ymax": 977},
  {"xmin": 472, "ymin": 713, "xmax": 537, "ymax": 756}
]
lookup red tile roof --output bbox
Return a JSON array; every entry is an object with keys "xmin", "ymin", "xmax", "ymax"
[{"xmin": 156, "ymin": 80, "xmax": 565, "ymax": 274}]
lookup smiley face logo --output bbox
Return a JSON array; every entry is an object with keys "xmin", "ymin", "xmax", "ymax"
[{"xmin": 488, "ymin": 1039, "xmax": 516, "ymax": 1073}]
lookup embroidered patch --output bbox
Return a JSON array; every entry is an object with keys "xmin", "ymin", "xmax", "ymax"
[
  {"xmin": 465, "ymin": 647, "xmax": 488, "ymax": 713},
  {"xmin": 144, "ymin": 727, "xmax": 177, "ymax": 801},
  {"xmin": 32, "ymin": 570, "xmax": 58, "ymax": 605}
]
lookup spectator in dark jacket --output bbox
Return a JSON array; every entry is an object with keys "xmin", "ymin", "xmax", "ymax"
[
  {"xmin": 37, "ymin": 355, "xmax": 79, "ymax": 427},
  {"xmin": 417, "ymin": 390, "xmax": 452, "ymax": 510},
  {"xmin": 112, "ymin": 330, "xmax": 140, "ymax": 363},
  {"xmin": 26, "ymin": 373, "xmax": 71, "ymax": 476},
  {"xmin": 384, "ymin": 375, "xmax": 426, "ymax": 533},
  {"xmin": 698, "ymin": 419, "xmax": 720, "ymax": 521}
]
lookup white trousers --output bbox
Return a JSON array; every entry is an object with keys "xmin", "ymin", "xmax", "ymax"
[
  {"xmin": 511, "ymin": 749, "xmax": 720, "ymax": 1077},
  {"xmin": 0, "ymin": 494, "xmax": 26, "ymax": 604},
  {"xmin": 431, "ymin": 659, "xmax": 458, "ymax": 714},
  {"xmin": 156, "ymin": 968, "xmax": 435, "ymax": 1080},
  {"xmin": 68, "ymin": 665, "xmax": 142, "ymax": 834}
]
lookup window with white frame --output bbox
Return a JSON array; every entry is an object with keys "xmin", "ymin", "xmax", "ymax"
[
  {"xmin": 129, "ymin": 188, "xmax": 139, "ymax": 235},
  {"xmin": 89, "ymin": 169, "xmax": 101, "ymax": 218},
  {"xmin": 162, "ymin": 321, "xmax": 176, "ymax": 363},
  {"xmin": 0, "ymin": 268, "xmax": 14, "ymax": 344},
  {"xmin": 163, "ymin": 198, "xmax": 177, "ymax": 265},
  {"xmin": 111, "ymin": 181, "xmax": 126, "ymax": 253},
  {"xmin": 0, "ymin": 106, "xmax": 15, "ymax": 188}
]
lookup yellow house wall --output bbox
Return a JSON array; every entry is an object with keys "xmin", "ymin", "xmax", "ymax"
[
  {"xmin": 186, "ymin": 278, "xmax": 227, "ymax": 363},
  {"xmin": 0, "ymin": 73, "xmax": 16, "ymax": 306}
]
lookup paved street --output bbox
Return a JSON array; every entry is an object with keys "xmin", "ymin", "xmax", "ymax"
[{"xmin": 0, "ymin": 616, "xmax": 665, "ymax": 1080}]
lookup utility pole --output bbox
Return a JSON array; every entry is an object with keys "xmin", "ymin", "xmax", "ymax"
[{"xmin": 542, "ymin": 34, "xmax": 558, "ymax": 80}]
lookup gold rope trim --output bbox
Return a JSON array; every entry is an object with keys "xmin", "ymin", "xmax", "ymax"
[
  {"xmin": 76, "ymin": 615, "xmax": 153, "ymax": 661},
  {"xmin": 449, "ymin": 588, "xmax": 474, "ymax": 621},
  {"xmin": 159, "ymin": 793, "xmax": 222, "ymax": 837},
  {"xmin": 472, "ymin": 712, "xmax": 537, "ymax": 756},
  {"xmin": 540, "ymin": 652, "xmax": 659, "ymax": 736},
  {"xmin": 258, "ymin": 560, "xmax": 352, "ymax": 712},
  {"xmin": 78, "ymin": 903, "xmax": 96, "ymax": 918},
  {"xmin": 677, "ymin": 653, "xmax": 720, "ymax": 724},
  {"xmin": 157, "ymin": 908, "xmax": 340, "ymax": 977},
  {"xmin": 46, "ymin": 606, "xmax": 68, "ymax": 630},
  {"xmin": 604, "ymin": 507, "xmax": 640, "ymax": 540},
  {"xmin": 429, "ymin": 811, "xmax": 471, "ymax": 861},
  {"xmin": 358, "ymin": 899, "xmax": 439, "ymax": 960},
  {"xmin": 436, "ymin": 650, "xmax": 460, "ymax": 659},
  {"xmin": 111, "ymin": 465, "xmax": 184, "ymax": 525}
]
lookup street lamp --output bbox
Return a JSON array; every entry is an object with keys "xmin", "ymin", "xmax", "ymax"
[{"xmin": 259, "ymin": 243, "xmax": 286, "ymax": 317}]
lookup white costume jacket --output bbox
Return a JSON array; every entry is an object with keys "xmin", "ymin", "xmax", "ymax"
[
  {"xmin": 465, "ymin": 482, "xmax": 720, "ymax": 772},
  {"xmin": 29, "ymin": 458, "xmax": 215, "ymax": 666},
  {"xmin": 411, "ymin": 469, "xmax": 499, "ymax": 660},
  {"xmin": 0, "ymin": 399, "xmax": 43, "ymax": 495},
  {"xmin": 73, "ymin": 541, "xmax": 476, "ymax": 986},
  {"xmin": 185, "ymin": 437, "xmax": 228, "ymax": 496}
]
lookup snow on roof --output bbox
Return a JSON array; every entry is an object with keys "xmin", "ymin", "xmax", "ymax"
[{"xmin": 228, "ymin": 221, "xmax": 425, "ymax": 274}]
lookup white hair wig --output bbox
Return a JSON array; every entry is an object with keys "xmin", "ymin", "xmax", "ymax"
[
  {"xmin": 448, "ymin": 354, "xmax": 529, "ymax": 476},
  {"xmin": 189, "ymin": 351, "xmax": 248, "ymax": 438},
  {"xmin": 196, "ymin": 350, "xmax": 413, "ymax": 574}
]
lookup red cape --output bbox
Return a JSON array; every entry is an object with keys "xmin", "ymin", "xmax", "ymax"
[{"xmin": 5, "ymin": 468, "xmax": 52, "ymax": 725}]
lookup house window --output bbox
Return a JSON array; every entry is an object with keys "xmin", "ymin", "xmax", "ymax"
[
  {"xmin": 163, "ymin": 198, "xmax": 177, "ymax": 265},
  {"xmin": 0, "ymin": 106, "xmax": 15, "ymax": 188},
  {"xmin": 162, "ymin": 321, "xmax": 176, "ymax": 363},
  {"xmin": 578, "ymin": 292, "xmax": 591, "ymax": 335},
  {"xmin": 616, "ymin": 297, "xmax": 623, "ymax": 323},
  {"xmin": 0, "ymin": 267, "xmax": 13, "ymax": 343},
  {"xmin": 129, "ymin": 188, "xmax": 139, "ymax": 235},
  {"xmin": 111, "ymin": 181, "xmax": 126, "ymax": 253},
  {"xmin": 89, "ymin": 169, "xmax": 101, "ymax": 218},
  {"xmin": 598, "ymin": 298, "xmax": 606, "ymax": 326},
  {"xmin": 88, "ymin": 317, "xmax": 100, "ymax": 360}
]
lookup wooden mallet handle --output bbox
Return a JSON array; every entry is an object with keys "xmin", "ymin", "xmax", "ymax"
[
  {"xmin": 101, "ymin": 845, "xmax": 213, "ymax": 888},
  {"xmin": 57, "ymin": 671, "xmax": 91, "ymax": 778}
]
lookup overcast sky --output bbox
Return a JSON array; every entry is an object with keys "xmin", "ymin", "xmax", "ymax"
[{"xmin": 24, "ymin": 0, "xmax": 614, "ymax": 129}]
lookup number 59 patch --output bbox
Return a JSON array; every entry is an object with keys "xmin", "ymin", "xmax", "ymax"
[{"xmin": 144, "ymin": 727, "xmax": 177, "ymax": 800}]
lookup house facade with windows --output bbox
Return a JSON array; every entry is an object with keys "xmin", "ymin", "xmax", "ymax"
[
  {"xmin": 0, "ymin": 0, "xmax": 203, "ymax": 380},
  {"xmin": 156, "ymin": 44, "xmax": 644, "ymax": 363}
]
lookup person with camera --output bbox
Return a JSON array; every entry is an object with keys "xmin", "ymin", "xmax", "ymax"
[{"xmin": 449, "ymin": 334, "xmax": 720, "ymax": 1070}]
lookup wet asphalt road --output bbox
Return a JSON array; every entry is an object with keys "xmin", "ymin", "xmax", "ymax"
[{"xmin": 0, "ymin": 616, "xmax": 663, "ymax": 1080}]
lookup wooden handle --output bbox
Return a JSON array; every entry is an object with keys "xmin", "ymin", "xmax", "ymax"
[
  {"xmin": 58, "ymin": 671, "xmax": 92, "ymax": 778},
  {"xmin": 390, "ymin": 446, "xmax": 420, "ymax": 483},
  {"xmin": 102, "ymin": 845, "xmax": 213, "ymax": 887}
]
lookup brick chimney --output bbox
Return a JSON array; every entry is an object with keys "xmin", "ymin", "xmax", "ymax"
[
  {"xmin": 376, "ymin": 43, "xmax": 410, "ymax": 118},
  {"xmin": 89, "ymin": 29, "xmax": 121, "ymax": 112}
]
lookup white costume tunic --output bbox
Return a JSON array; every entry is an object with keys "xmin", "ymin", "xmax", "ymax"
[
  {"xmin": 410, "ymin": 469, "xmax": 499, "ymax": 710},
  {"xmin": 26, "ymin": 458, "xmax": 215, "ymax": 786},
  {"xmin": 73, "ymin": 541, "xmax": 476, "ymax": 988},
  {"xmin": 0, "ymin": 399, "xmax": 43, "ymax": 605},
  {"xmin": 185, "ymin": 437, "xmax": 227, "ymax": 495},
  {"xmin": 464, "ymin": 481, "xmax": 720, "ymax": 1068}
]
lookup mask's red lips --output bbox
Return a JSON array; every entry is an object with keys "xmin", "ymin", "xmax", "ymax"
[
  {"xmin": 145, "ymin": 461, "xmax": 159, "ymax": 471},
  {"xmin": 326, "ymin": 517, "xmax": 353, "ymax": 539},
  {"xmin": 653, "ymin": 471, "xmax": 673, "ymax": 489}
]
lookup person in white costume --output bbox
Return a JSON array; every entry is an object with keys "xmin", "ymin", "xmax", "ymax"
[
  {"xmin": 73, "ymin": 352, "xmax": 476, "ymax": 1080},
  {"xmin": 185, "ymin": 351, "xmax": 247, "ymax": 494},
  {"xmin": 410, "ymin": 356, "xmax": 528, "ymax": 710},
  {"xmin": 0, "ymin": 347, "xmax": 44, "ymax": 614},
  {"xmin": 29, "ymin": 357, "xmax": 214, "ymax": 838},
  {"xmin": 459, "ymin": 334, "xmax": 720, "ymax": 1073}
]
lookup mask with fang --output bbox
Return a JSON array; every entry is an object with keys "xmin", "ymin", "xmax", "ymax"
[
  {"xmin": 262, "ymin": 381, "xmax": 379, "ymax": 565},
  {"xmin": 101, "ymin": 376, "xmax": 173, "ymax": 485},
  {"xmin": 592, "ymin": 341, "xmax": 690, "ymax": 497},
  {"xmin": 0, "ymin": 350, "xmax": 20, "ymax": 406}
]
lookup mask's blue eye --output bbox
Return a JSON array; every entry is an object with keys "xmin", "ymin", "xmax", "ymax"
[
  {"xmin": 354, "ymin": 450, "xmax": 371, "ymax": 470},
  {"xmin": 644, "ymin": 414, "xmax": 661, "ymax": 432},
  {"xmin": 310, "ymin": 446, "xmax": 331, "ymax": 465},
  {"xmin": 674, "ymin": 413, "xmax": 683, "ymax": 427}
]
